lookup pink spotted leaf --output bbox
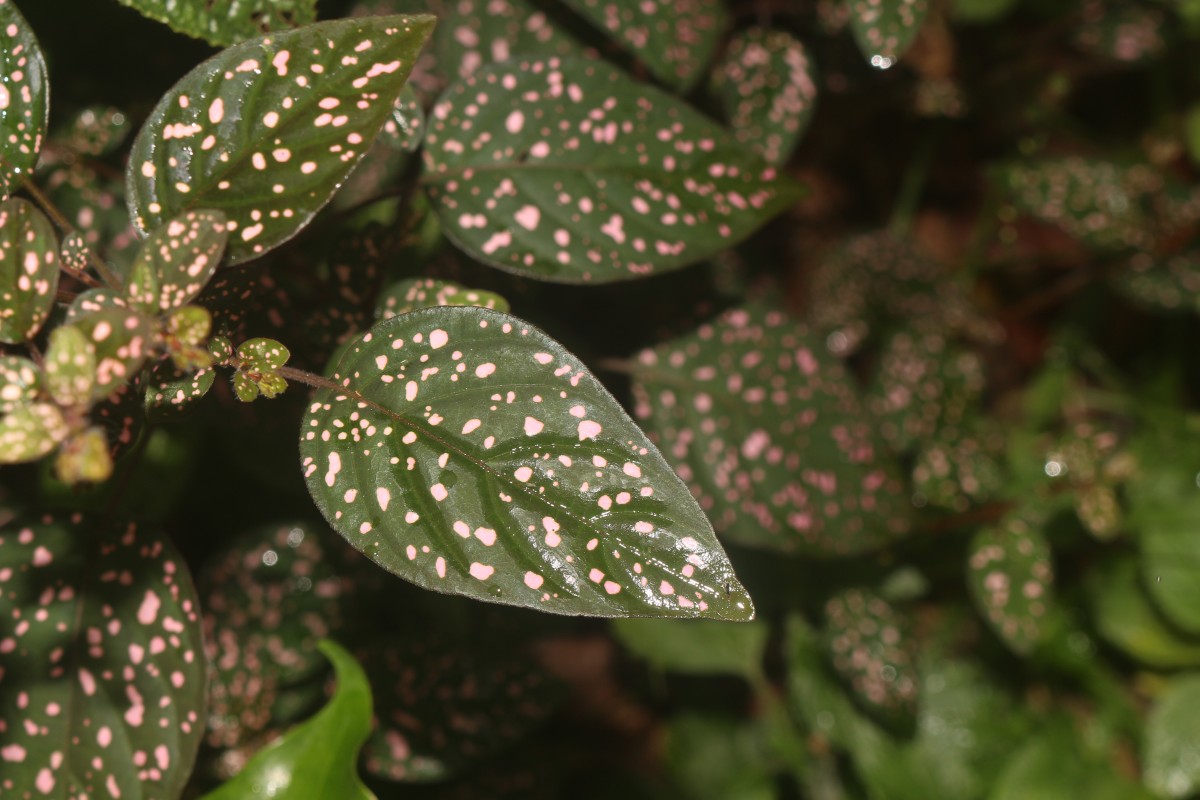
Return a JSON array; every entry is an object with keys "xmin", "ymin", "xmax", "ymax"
[
  {"xmin": 114, "ymin": 0, "xmax": 317, "ymax": 47},
  {"xmin": 126, "ymin": 15, "xmax": 436, "ymax": 265},
  {"xmin": 377, "ymin": 277, "xmax": 511, "ymax": 319},
  {"xmin": 43, "ymin": 324, "xmax": 97, "ymax": 407},
  {"xmin": 0, "ymin": 401, "xmax": 66, "ymax": 463},
  {"xmin": 300, "ymin": 306, "xmax": 755, "ymax": 620},
  {"xmin": 557, "ymin": 0, "xmax": 726, "ymax": 89},
  {"xmin": 0, "ymin": 354, "xmax": 41, "ymax": 414},
  {"xmin": 62, "ymin": 106, "xmax": 131, "ymax": 158},
  {"xmin": 69, "ymin": 308, "xmax": 157, "ymax": 404},
  {"xmin": 0, "ymin": 0, "xmax": 48, "ymax": 199},
  {"xmin": 966, "ymin": 509, "xmax": 1055, "ymax": 656},
  {"xmin": 848, "ymin": 0, "xmax": 930, "ymax": 69},
  {"xmin": 823, "ymin": 588, "xmax": 919, "ymax": 727},
  {"xmin": 422, "ymin": 57, "xmax": 803, "ymax": 284},
  {"xmin": 143, "ymin": 363, "xmax": 215, "ymax": 420},
  {"xmin": 433, "ymin": 0, "xmax": 586, "ymax": 82},
  {"xmin": 0, "ymin": 197, "xmax": 59, "ymax": 343},
  {"xmin": 1072, "ymin": 0, "xmax": 1164, "ymax": 63},
  {"xmin": 361, "ymin": 638, "xmax": 563, "ymax": 782},
  {"xmin": 65, "ymin": 287, "xmax": 128, "ymax": 322},
  {"xmin": 630, "ymin": 301, "xmax": 911, "ymax": 556},
  {"xmin": 233, "ymin": 337, "xmax": 290, "ymax": 401},
  {"xmin": 912, "ymin": 424, "xmax": 1005, "ymax": 512},
  {"xmin": 713, "ymin": 28, "xmax": 818, "ymax": 166},
  {"xmin": 1112, "ymin": 248, "xmax": 1200, "ymax": 314},
  {"xmin": 201, "ymin": 522, "xmax": 364, "ymax": 755},
  {"xmin": 125, "ymin": 209, "xmax": 229, "ymax": 315},
  {"xmin": 0, "ymin": 515, "xmax": 207, "ymax": 797}
]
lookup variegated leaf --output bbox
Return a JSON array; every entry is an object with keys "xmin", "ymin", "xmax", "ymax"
[
  {"xmin": 0, "ymin": 197, "xmax": 58, "ymax": 343},
  {"xmin": 113, "ymin": 0, "xmax": 317, "ymax": 47},
  {"xmin": 967, "ymin": 510, "xmax": 1055, "ymax": 655},
  {"xmin": 0, "ymin": 0, "xmax": 48, "ymax": 199},
  {"xmin": 126, "ymin": 209, "xmax": 228, "ymax": 314}
]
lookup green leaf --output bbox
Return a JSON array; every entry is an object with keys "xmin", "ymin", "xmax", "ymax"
[
  {"xmin": 238, "ymin": 336, "xmax": 291, "ymax": 370},
  {"xmin": 967, "ymin": 509, "xmax": 1055, "ymax": 655},
  {"xmin": 384, "ymin": 83, "xmax": 426, "ymax": 152},
  {"xmin": 300, "ymin": 306, "xmax": 754, "ymax": 620},
  {"xmin": 164, "ymin": 305, "xmax": 214, "ymax": 371},
  {"xmin": 630, "ymin": 301, "xmax": 910, "ymax": 555},
  {"xmin": 1186, "ymin": 105, "xmax": 1200, "ymax": 168},
  {"xmin": 1144, "ymin": 674, "xmax": 1200, "ymax": 799},
  {"xmin": 433, "ymin": 0, "xmax": 585, "ymax": 81},
  {"xmin": 0, "ymin": 354, "xmax": 40, "ymax": 414},
  {"xmin": 114, "ymin": 0, "xmax": 317, "ymax": 47},
  {"xmin": 144, "ymin": 364, "xmax": 215, "ymax": 419},
  {"xmin": 0, "ymin": 197, "xmax": 59, "ymax": 343},
  {"xmin": 557, "ymin": 0, "xmax": 726, "ymax": 89},
  {"xmin": 0, "ymin": 400, "xmax": 67, "ymax": 462},
  {"xmin": 823, "ymin": 588, "xmax": 919, "ymax": 727},
  {"xmin": 361, "ymin": 638, "xmax": 562, "ymax": 782},
  {"xmin": 848, "ymin": 0, "xmax": 931, "ymax": 68},
  {"xmin": 713, "ymin": 28, "xmax": 818, "ymax": 166},
  {"xmin": 423, "ymin": 58, "xmax": 802, "ymax": 284},
  {"xmin": 664, "ymin": 714, "xmax": 778, "ymax": 800},
  {"xmin": 127, "ymin": 14, "xmax": 437, "ymax": 265},
  {"xmin": 376, "ymin": 277, "xmax": 511, "ymax": 319},
  {"xmin": 0, "ymin": 0, "xmax": 49, "ymax": 199},
  {"xmin": 126, "ymin": 209, "xmax": 229, "ymax": 314},
  {"xmin": 1113, "ymin": 249, "xmax": 1200, "ymax": 314},
  {"xmin": 1089, "ymin": 557, "xmax": 1200, "ymax": 669},
  {"xmin": 201, "ymin": 640, "xmax": 376, "ymax": 800},
  {"xmin": 1072, "ymin": 2, "xmax": 1165, "ymax": 63},
  {"xmin": 0, "ymin": 516, "xmax": 207, "ymax": 798},
  {"xmin": 912, "ymin": 424, "xmax": 1005, "ymax": 512},
  {"xmin": 43, "ymin": 324, "xmax": 97, "ymax": 407},
  {"xmin": 65, "ymin": 287, "xmax": 128, "ymax": 321},
  {"xmin": 991, "ymin": 723, "xmax": 1155, "ymax": 800},
  {"xmin": 611, "ymin": 617, "xmax": 768, "ymax": 679},
  {"xmin": 71, "ymin": 308, "xmax": 157, "ymax": 403},
  {"xmin": 62, "ymin": 106, "xmax": 131, "ymax": 158}
]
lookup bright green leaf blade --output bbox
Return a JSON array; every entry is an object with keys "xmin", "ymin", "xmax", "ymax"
[
  {"xmin": 665, "ymin": 714, "xmax": 779, "ymax": 800},
  {"xmin": 557, "ymin": 0, "xmax": 726, "ymax": 89},
  {"xmin": 0, "ymin": 516, "xmax": 207, "ymax": 798},
  {"xmin": 848, "ymin": 0, "xmax": 931, "ymax": 68},
  {"xmin": 713, "ymin": 28, "xmax": 818, "ymax": 166},
  {"xmin": 1089, "ymin": 557, "xmax": 1200, "ymax": 669},
  {"xmin": 1144, "ymin": 674, "xmax": 1200, "ymax": 799},
  {"xmin": 127, "ymin": 14, "xmax": 437, "ymax": 265},
  {"xmin": 967, "ymin": 509, "xmax": 1055, "ymax": 656},
  {"xmin": 300, "ymin": 306, "xmax": 754, "ymax": 620},
  {"xmin": 126, "ymin": 209, "xmax": 228, "ymax": 313},
  {"xmin": 630, "ymin": 301, "xmax": 911, "ymax": 555},
  {"xmin": 423, "ymin": 58, "xmax": 802, "ymax": 284},
  {"xmin": 611, "ymin": 617, "xmax": 767, "ymax": 679},
  {"xmin": 238, "ymin": 336, "xmax": 291, "ymax": 370},
  {"xmin": 0, "ymin": 0, "xmax": 48, "ymax": 199},
  {"xmin": 201, "ymin": 640, "xmax": 376, "ymax": 800},
  {"xmin": 0, "ymin": 197, "xmax": 59, "ymax": 343},
  {"xmin": 362, "ymin": 638, "xmax": 562, "ymax": 782},
  {"xmin": 113, "ymin": 0, "xmax": 317, "ymax": 47}
]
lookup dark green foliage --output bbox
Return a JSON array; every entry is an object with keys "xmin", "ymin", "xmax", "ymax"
[{"xmin": 3, "ymin": 0, "xmax": 1200, "ymax": 795}]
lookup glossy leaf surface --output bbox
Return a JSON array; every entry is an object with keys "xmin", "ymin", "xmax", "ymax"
[
  {"xmin": 713, "ymin": 28, "xmax": 817, "ymax": 166},
  {"xmin": 0, "ymin": 516, "xmax": 206, "ymax": 798},
  {"xmin": 362, "ymin": 638, "xmax": 561, "ymax": 782},
  {"xmin": 0, "ymin": 197, "xmax": 58, "ymax": 343},
  {"xmin": 966, "ymin": 510, "xmax": 1054, "ymax": 655},
  {"xmin": 376, "ymin": 277, "xmax": 511, "ymax": 319},
  {"xmin": 114, "ymin": 0, "xmax": 317, "ymax": 47},
  {"xmin": 300, "ymin": 306, "xmax": 754, "ymax": 620},
  {"xmin": 557, "ymin": 0, "xmax": 725, "ymax": 89},
  {"xmin": 127, "ymin": 15, "xmax": 436, "ymax": 264},
  {"xmin": 849, "ymin": 0, "xmax": 930, "ymax": 68},
  {"xmin": 630, "ymin": 301, "xmax": 910, "ymax": 555},
  {"xmin": 0, "ymin": 0, "xmax": 48, "ymax": 198},
  {"xmin": 423, "ymin": 58, "xmax": 802, "ymax": 283},
  {"xmin": 126, "ymin": 209, "xmax": 228, "ymax": 314},
  {"xmin": 201, "ymin": 640, "xmax": 375, "ymax": 800}
]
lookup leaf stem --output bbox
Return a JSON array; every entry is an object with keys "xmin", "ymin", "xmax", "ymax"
[{"xmin": 21, "ymin": 176, "xmax": 124, "ymax": 291}]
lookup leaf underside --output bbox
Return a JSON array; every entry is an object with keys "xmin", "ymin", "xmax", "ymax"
[{"xmin": 300, "ymin": 306, "xmax": 754, "ymax": 621}]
